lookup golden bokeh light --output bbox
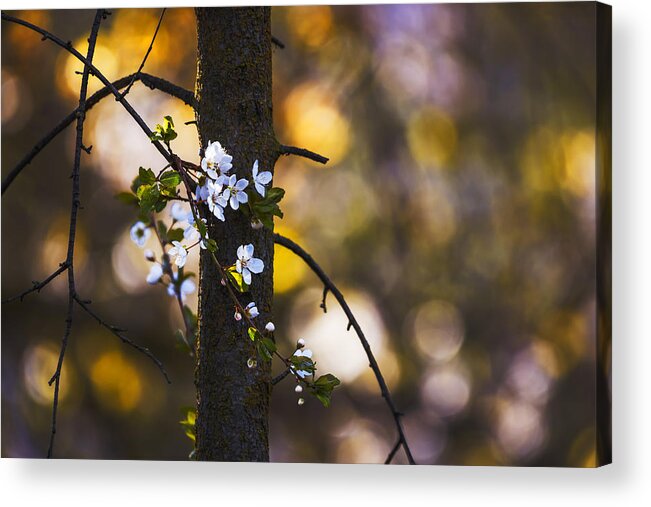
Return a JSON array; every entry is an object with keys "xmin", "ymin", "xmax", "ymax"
[
  {"xmin": 290, "ymin": 287, "xmax": 388, "ymax": 383},
  {"xmin": 273, "ymin": 225, "xmax": 308, "ymax": 293},
  {"xmin": 286, "ymin": 6, "xmax": 334, "ymax": 48},
  {"xmin": 23, "ymin": 343, "xmax": 73, "ymax": 405},
  {"xmin": 334, "ymin": 419, "xmax": 388, "ymax": 464},
  {"xmin": 57, "ymin": 41, "xmax": 119, "ymax": 99},
  {"xmin": 492, "ymin": 397, "xmax": 546, "ymax": 461},
  {"xmin": 522, "ymin": 126, "xmax": 596, "ymax": 199},
  {"xmin": 407, "ymin": 106, "xmax": 458, "ymax": 168},
  {"xmin": 410, "ymin": 299, "xmax": 465, "ymax": 363},
  {"xmin": 283, "ymin": 82, "xmax": 350, "ymax": 166},
  {"xmin": 90, "ymin": 350, "xmax": 143, "ymax": 412},
  {"xmin": 421, "ymin": 361, "xmax": 471, "ymax": 418}
]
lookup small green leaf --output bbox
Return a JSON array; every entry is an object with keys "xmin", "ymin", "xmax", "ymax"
[
  {"xmin": 205, "ymin": 238, "xmax": 218, "ymax": 253},
  {"xmin": 160, "ymin": 170, "xmax": 182, "ymax": 189},
  {"xmin": 115, "ymin": 191, "xmax": 138, "ymax": 206},
  {"xmin": 225, "ymin": 266, "xmax": 249, "ymax": 292},
  {"xmin": 179, "ymin": 406, "xmax": 196, "ymax": 442},
  {"xmin": 248, "ymin": 327, "xmax": 261, "ymax": 342},
  {"xmin": 309, "ymin": 373, "xmax": 341, "ymax": 408},
  {"xmin": 167, "ymin": 227, "xmax": 185, "ymax": 242},
  {"xmin": 138, "ymin": 184, "xmax": 161, "ymax": 214}
]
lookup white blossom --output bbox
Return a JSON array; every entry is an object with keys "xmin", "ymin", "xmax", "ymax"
[
  {"xmin": 146, "ymin": 263, "xmax": 163, "ymax": 284},
  {"xmin": 170, "ymin": 202, "xmax": 191, "ymax": 222},
  {"xmin": 265, "ymin": 322, "xmax": 275, "ymax": 332},
  {"xmin": 295, "ymin": 385, "xmax": 303, "ymax": 393},
  {"xmin": 206, "ymin": 179, "xmax": 227, "ymax": 221},
  {"xmin": 201, "ymin": 140, "xmax": 233, "ymax": 180},
  {"xmin": 130, "ymin": 221, "xmax": 150, "ymax": 248},
  {"xmin": 222, "ymin": 174, "xmax": 249, "ymax": 210},
  {"xmin": 297, "ymin": 338, "xmax": 305, "ymax": 349},
  {"xmin": 167, "ymin": 275, "xmax": 196, "ymax": 302},
  {"xmin": 235, "ymin": 244, "xmax": 264, "ymax": 285},
  {"xmin": 251, "ymin": 160, "xmax": 272, "ymax": 197},
  {"xmin": 292, "ymin": 348, "xmax": 313, "ymax": 379},
  {"xmin": 244, "ymin": 302, "xmax": 259, "ymax": 319},
  {"xmin": 194, "ymin": 182, "xmax": 210, "ymax": 203},
  {"xmin": 168, "ymin": 241, "xmax": 188, "ymax": 268}
]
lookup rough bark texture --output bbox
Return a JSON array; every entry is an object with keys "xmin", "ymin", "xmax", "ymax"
[{"xmin": 194, "ymin": 7, "xmax": 277, "ymax": 462}]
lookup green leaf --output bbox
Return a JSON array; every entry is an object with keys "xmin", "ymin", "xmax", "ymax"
[
  {"xmin": 248, "ymin": 327, "xmax": 262, "ymax": 342},
  {"xmin": 115, "ymin": 191, "xmax": 138, "ymax": 206},
  {"xmin": 249, "ymin": 187, "xmax": 285, "ymax": 231},
  {"xmin": 225, "ymin": 266, "xmax": 249, "ymax": 293},
  {"xmin": 256, "ymin": 337, "xmax": 276, "ymax": 361},
  {"xmin": 167, "ymin": 227, "xmax": 185, "ymax": 242},
  {"xmin": 150, "ymin": 115, "xmax": 178, "ymax": 143},
  {"xmin": 160, "ymin": 170, "xmax": 182, "ymax": 189},
  {"xmin": 290, "ymin": 355, "xmax": 316, "ymax": 376},
  {"xmin": 137, "ymin": 184, "xmax": 161, "ymax": 214},
  {"xmin": 205, "ymin": 238, "xmax": 218, "ymax": 253},
  {"xmin": 309, "ymin": 373, "xmax": 341, "ymax": 408},
  {"xmin": 174, "ymin": 329, "xmax": 191, "ymax": 354},
  {"xmin": 179, "ymin": 406, "xmax": 196, "ymax": 443}
]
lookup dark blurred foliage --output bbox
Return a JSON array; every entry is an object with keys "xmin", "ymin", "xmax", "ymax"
[{"xmin": 2, "ymin": 3, "xmax": 604, "ymax": 466}]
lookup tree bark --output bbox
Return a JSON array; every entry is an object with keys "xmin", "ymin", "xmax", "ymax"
[{"xmin": 194, "ymin": 7, "xmax": 277, "ymax": 462}]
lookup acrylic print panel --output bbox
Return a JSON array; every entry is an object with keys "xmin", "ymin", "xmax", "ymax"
[{"xmin": 1, "ymin": 2, "xmax": 611, "ymax": 466}]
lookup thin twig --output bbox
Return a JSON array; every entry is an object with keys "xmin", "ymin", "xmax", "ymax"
[
  {"xmin": 320, "ymin": 286, "xmax": 329, "ymax": 313},
  {"xmin": 278, "ymin": 145, "xmax": 329, "ymax": 165},
  {"xmin": 272, "ymin": 368, "xmax": 291, "ymax": 386},
  {"xmin": 274, "ymin": 234, "xmax": 416, "ymax": 465},
  {"xmin": 271, "ymin": 35, "xmax": 285, "ymax": 49},
  {"xmin": 2, "ymin": 262, "xmax": 68, "ymax": 304},
  {"xmin": 1, "ymin": 72, "xmax": 194, "ymax": 195},
  {"xmin": 74, "ymin": 295, "xmax": 171, "ymax": 383},
  {"xmin": 1, "ymin": 12, "xmax": 174, "ymax": 164},
  {"xmin": 384, "ymin": 438, "xmax": 402, "ymax": 464},
  {"xmin": 120, "ymin": 8, "xmax": 166, "ymax": 98},
  {"xmin": 47, "ymin": 9, "xmax": 104, "ymax": 459}
]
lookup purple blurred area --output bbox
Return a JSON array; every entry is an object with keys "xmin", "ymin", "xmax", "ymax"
[{"xmin": 2, "ymin": 4, "xmax": 603, "ymax": 465}]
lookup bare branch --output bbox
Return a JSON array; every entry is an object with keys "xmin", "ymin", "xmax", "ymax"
[
  {"xmin": 1, "ymin": 72, "xmax": 194, "ymax": 195},
  {"xmin": 271, "ymin": 35, "xmax": 285, "ymax": 49},
  {"xmin": 320, "ymin": 286, "xmax": 329, "ymax": 313},
  {"xmin": 120, "ymin": 8, "xmax": 166, "ymax": 98},
  {"xmin": 74, "ymin": 295, "xmax": 171, "ymax": 384},
  {"xmin": 2, "ymin": 262, "xmax": 68, "ymax": 304},
  {"xmin": 272, "ymin": 368, "xmax": 291, "ymax": 386},
  {"xmin": 384, "ymin": 438, "xmax": 402, "ymax": 464},
  {"xmin": 278, "ymin": 144, "xmax": 329, "ymax": 165},
  {"xmin": 47, "ymin": 9, "xmax": 104, "ymax": 459},
  {"xmin": 1, "ymin": 12, "xmax": 174, "ymax": 164},
  {"xmin": 274, "ymin": 233, "xmax": 416, "ymax": 465}
]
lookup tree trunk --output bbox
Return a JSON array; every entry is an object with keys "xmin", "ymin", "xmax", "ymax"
[{"xmin": 194, "ymin": 7, "xmax": 277, "ymax": 462}]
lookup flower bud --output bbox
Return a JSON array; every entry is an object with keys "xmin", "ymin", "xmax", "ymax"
[
  {"xmin": 295, "ymin": 385, "xmax": 303, "ymax": 393},
  {"xmin": 144, "ymin": 249, "xmax": 155, "ymax": 262},
  {"xmin": 251, "ymin": 218, "xmax": 264, "ymax": 230},
  {"xmin": 221, "ymin": 278, "xmax": 227, "ymax": 286},
  {"xmin": 247, "ymin": 357, "xmax": 257, "ymax": 369},
  {"xmin": 297, "ymin": 338, "xmax": 305, "ymax": 348},
  {"xmin": 234, "ymin": 311, "xmax": 242, "ymax": 321},
  {"xmin": 265, "ymin": 322, "xmax": 275, "ymax": 333},
  {"xmin": 297, "ymin": 398, "xmax": 305, "ymax": 406}
]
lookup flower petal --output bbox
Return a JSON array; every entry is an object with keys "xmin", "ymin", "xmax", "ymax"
[
  {"xmin": 245, "ymin": 244, "xmax": 255, "ymax": 259},
  {"xmin": 247, "ymin": 257, "xmax": 264, "ymax": 274},
  {"xmin": 257, "ymin": 171, "xmax": 272, "ymax": 184},
  {"xmin": 242, "ymin": 268, "xmax": 252, "ymax": 286}
]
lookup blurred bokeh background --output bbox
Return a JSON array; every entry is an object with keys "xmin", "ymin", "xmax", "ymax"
[{"xmin": 2, "ymin": 3, "xmax": 604, "ymax": 465}]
